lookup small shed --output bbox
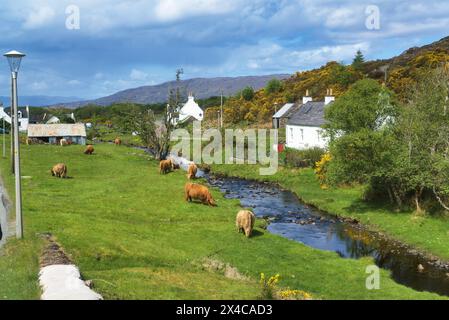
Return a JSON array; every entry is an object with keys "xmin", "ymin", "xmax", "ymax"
[
  {"xmin": 27, "ymin": 124, "xmax": 87, "ymax": 145},
  {"xmin": 272, "ymin": 103, "xmax": 302, "ymax": 129}
]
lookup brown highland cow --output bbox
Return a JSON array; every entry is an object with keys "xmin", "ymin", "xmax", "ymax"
[
  {"xmin": 187, "ymin": 163, "xmax": 198, "ymax": 180},
  {"xmin": 51, "ymin": 163, "xmax": 68, "ymax": 179},
  {"xmin": 236, "ymin": 210, "xmax": 256, "ymax": 238},
  {"xmin": 84, "ymin": 145, "xmax": 95, "ymax": 155},
  {"xmin": 159, "ymin": 159, "xmax": 173, "ymax": 174},
  {"xmin": 185, "ymin": 183, "xmax": 216, "ymax": 206}
]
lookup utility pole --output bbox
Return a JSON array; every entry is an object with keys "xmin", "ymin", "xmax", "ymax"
[
  {"xmin": 220, "ymin": 90, "xmax": 223, "ymax": 128},
  {"xmin": 2, "ymin": 117, "xmax": 5, "ymax": 158}
]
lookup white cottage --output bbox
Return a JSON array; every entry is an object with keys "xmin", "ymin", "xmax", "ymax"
[
  {"xmin": 177, "ymin": 95, "xmax": 204, "ymax": 123},
  {"xmin": 0, "ymin": 105, "xmax": 30, "ymax": 132},
  {"xmin": 285, "ymin": 92, "xmax": 335, "ymax": 150}
]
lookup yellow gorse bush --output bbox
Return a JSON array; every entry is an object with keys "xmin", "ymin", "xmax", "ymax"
[
  {"xmin": 259, "ymin": 273, "xmax": 280, "ymax": 288},
  {"xmin": 278, "ymin": 289, "xmax": 313, "ymax": 300},
  {"xmin": 259, "ymin": 273, "xmax": 313, "ymax": 300},
  {"xmin": 315, "ymin": 153, "xmax": 332, "ymax": 189}
]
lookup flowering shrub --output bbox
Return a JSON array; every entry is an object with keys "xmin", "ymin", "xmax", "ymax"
[
  {"xmin": 283, "ymin": 147, "xmax": 325, "ymax": 168},
  {"xmin": 315, "ymin": 153, "xmax": 332, "ymax": 189},
  {"xmin": 259, "ymin": 273, "xmax": 280, "ymax": 300},
  {"xmin": 259, "ymin": 273, "xmax": 313, "ymax": 300},
  {"xmin": 278, "ymin": 289, "xmax": 313, "ymax": 300}
]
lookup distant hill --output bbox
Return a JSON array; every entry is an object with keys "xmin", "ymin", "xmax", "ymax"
[
  {"xmin": 0, "ymin": 95, "xmax": 81, "ymax": 107},
  {"xmin": 53, "ymin": 74, "xmax": 290, "ymax": 108}
]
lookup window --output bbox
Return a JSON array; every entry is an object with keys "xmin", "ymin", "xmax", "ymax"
[
  {"xmin": 300, "ymin": 129, "xmax": 304, "ymax": 141},
  {"xmin": 317, "ymin": 130, "xmax": 321, "ymax": 141},
  {"xmin": 290, "ymin": 128, "xmax": 293, "ymax": 140}
]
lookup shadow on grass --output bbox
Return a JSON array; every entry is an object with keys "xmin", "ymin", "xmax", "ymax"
[
  {"xmin": 250, "ymin": 229, "xmax": 265, "ymax": 238},
  {"xmin": 343, "ymin": 198, "xmax": 398, "ymax": 215}
]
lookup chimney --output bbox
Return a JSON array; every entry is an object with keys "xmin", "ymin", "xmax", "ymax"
[
  {"xmin": 26, "ymin": 105, "xmax": 30, "ymax": 119},
  {"xmin": 325, "ymin": 89, "xmax": 335, "ymax": 105},
  {"xmin": 302, "ymin": 89, "xmax": 312, "ymax": 105}
]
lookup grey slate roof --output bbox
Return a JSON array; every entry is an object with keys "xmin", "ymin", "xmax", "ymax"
[
  {"xmin": 273, "ymin": 103, "xmax": 295, "ymax": 118},
  {"xmin": 287, "ymin": 101, "xmax": 330, "ymax": 127}
]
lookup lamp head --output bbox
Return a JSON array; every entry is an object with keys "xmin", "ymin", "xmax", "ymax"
[{"xmin": 4, "ymin": 50, "xmax": 26, "ymax": 73}]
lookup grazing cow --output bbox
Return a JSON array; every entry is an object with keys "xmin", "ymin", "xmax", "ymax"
[
  {"xmin": 84, "ymin": 145, "xmax": 95, "ymax": 155},
  {"xmin": 51, "ymin": 163, "xmax": 68, "ymax": 179},
  {"xmin": 114, "ymin": 138, "xmax": 122, "ymax": 146},
  {"xmin": 187, "ymin": 163, "xmax": 198, "ymax": 180},
  {"xmin": 185, "ymin": 183, "xmax": 216, "ymax": 206},
  {"xmin": 159, "ymin": 159, "xmax": 173, "ymax": 174},
  {"xmin": 236, "ymin": 210, "xmax": 256, "ymax": 238},
  {"xmin": 60, "ymin": 139, "xmax": 68, "ymax": 146},
  {"xmin": 167, "ymin": 157, "xmax": 180, "ymax": 170}
]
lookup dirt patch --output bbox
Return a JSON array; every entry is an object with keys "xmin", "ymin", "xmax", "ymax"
[
  {"xmin": 202, "ymin": 258, "xmax": 250, "ymax": 281},
  {"xmin": 39, "ymin": 234, "xmax": 72, "ymax": 268}
]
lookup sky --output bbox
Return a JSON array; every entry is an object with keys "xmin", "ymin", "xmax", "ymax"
[{"xmin": 0, "ymin": 0, "xmax": 449, "ymax": 99}]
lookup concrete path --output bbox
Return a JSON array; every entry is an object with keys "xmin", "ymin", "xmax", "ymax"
[
  {"xmin": 39, "ymin": 265, "xmax": 103, "ymax": 300},
  {"xmin": 0, "ymin": 183, "xmax": 10, "ymax": 249}
]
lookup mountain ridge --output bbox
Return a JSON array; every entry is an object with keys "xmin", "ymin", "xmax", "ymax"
[
  {"xmin": 0, "ymin": 95, "xmax": 82, "ymax": 108},
  {"xmin": 52, "ymin": 74, "xmax": 291, "ymax": 109}
]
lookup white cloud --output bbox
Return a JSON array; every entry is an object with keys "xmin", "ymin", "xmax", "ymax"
[
  {"xmin": 154, "ymin": 0, "xmax": 237, "ymax": 22},
  {"xmin": 130, "ymin": 69, "xmax": 148, "ymax": 81},
  {"xmin": 23, "ymin": 6, "xmax": 55, "ymax": 29},
  {"xmin": 30, "ymin": 81, "xmax": 48, "ymax": 91},
  {"xmin": 224, "ymin": 40, "xmax": 370, "ymax": 75},
  {"xmin": 325, "ymin": 7, "xmax": 362, "ymax": 28},
  {"xmin": 68, "ymin": 80, "xmax": 81, "ymax": 86}
]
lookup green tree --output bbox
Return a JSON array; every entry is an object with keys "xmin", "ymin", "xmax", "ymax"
[
  {"xmin": 265, "ymin": 78, "xmax": 283, "ymax": 95},
  {"xmin": 324, "ymin": 79, "xmax": 395, "ymax": 137},
  {"xmin": 324, "ymin": 79, "xmax": 398, "ymax": 191},
  {"xmin": 325, "ymin": 68, "xmax": 449, "ymax": 212},
  {"xmin": 352, "ymin": 50, "xmax": 365, "ymax": 72},
  {"xmin": 127, "ymin": 70, "xmax": 181, "ymax": 160},
  {"xmin": 240, "ymin": 86, "xmax": 255, "ymax": 101}
]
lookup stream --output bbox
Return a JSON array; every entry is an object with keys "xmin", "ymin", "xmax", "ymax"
[{"xmin": 165, "ymin": 154, "xmax": 449, "ymax": 297}]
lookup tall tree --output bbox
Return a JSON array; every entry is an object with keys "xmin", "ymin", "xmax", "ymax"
[
  {"xmin": 352, "ymin": 50, "xmax": 365, "ymax": 72},
  {"xmin": 129, "ymin": 70, "xmax": 182, "ymax": 160},
  {"xmin": 265, "ymin": 78, "xmax": 283, "ymax": 95},
  {"xmin": 240, "ymin": 86, "xmax": 255, "ymax": 101}
]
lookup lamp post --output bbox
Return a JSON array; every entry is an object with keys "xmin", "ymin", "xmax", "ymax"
[{"xmin": 4, "ymin": 50, "xmax": 25, "ymax": 239}]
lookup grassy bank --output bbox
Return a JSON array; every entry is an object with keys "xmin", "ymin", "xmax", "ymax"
[
  {"xmin": 211, "ymin": 164, "xmax": 449, "ymax": 262},
  {"xmin": 0, "ymin": 142, "xmax": 444, "ymax": 299}
]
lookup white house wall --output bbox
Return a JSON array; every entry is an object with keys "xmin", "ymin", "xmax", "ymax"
[
  {"xmin": 19, "ymin": 118, "xmax": 29, "ymax": 132},
  {"xmin": 285, "ymin": 125, "xmax": 328, "ymax": 150}
]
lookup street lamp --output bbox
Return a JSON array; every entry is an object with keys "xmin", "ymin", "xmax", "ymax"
[
  {"xmin": 0, "ymin": 102, "xmax": 5, "ymax": 159},
  {"xmin": 4, "ymin": 50, "xmax": 25, "ymax": 239}
]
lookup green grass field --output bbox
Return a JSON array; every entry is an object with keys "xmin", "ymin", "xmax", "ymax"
[
  {"xmin": 212, "ymin": 164, "xmax": 449, "ymax": 262},
  {"xmin": 0, "ymin": 143, "xmax": 445, "ymax": 300}
]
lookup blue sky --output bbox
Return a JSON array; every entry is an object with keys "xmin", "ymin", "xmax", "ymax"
[{"xmin": 1, "ymin": 0, "xmax": 449, "ymax": 99}]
